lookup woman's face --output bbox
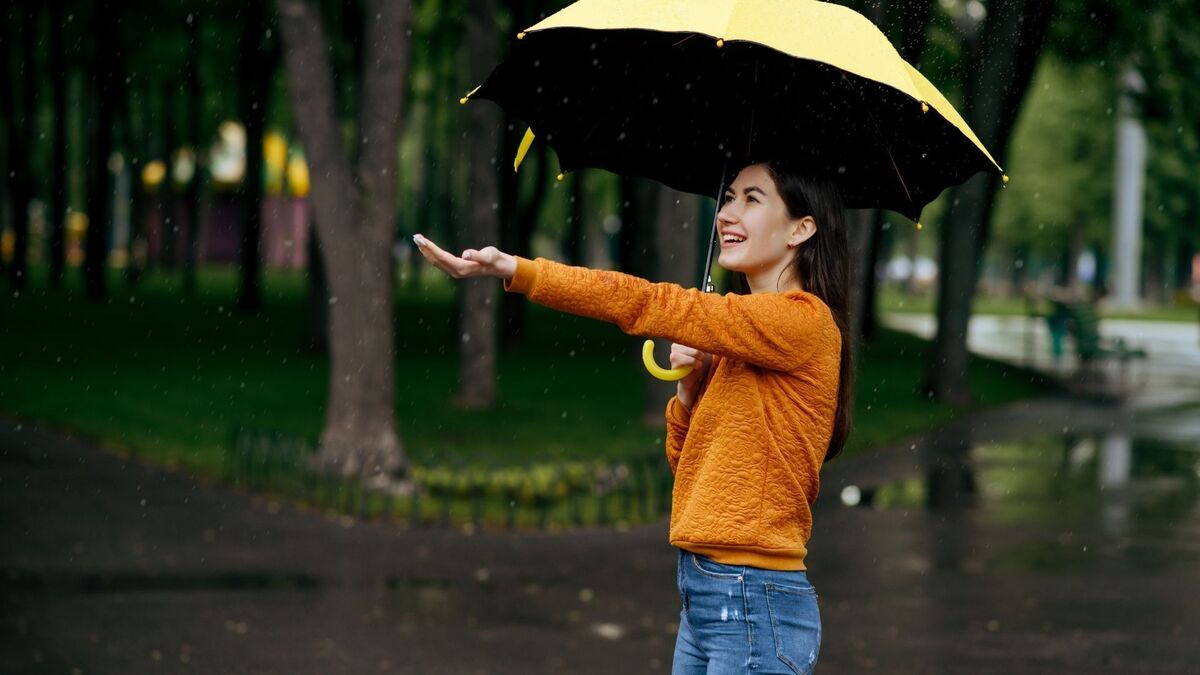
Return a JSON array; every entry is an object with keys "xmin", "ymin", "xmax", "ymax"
[{"xmin": 716, "ymin": 164, "xmax": 812, "ymax": 284}]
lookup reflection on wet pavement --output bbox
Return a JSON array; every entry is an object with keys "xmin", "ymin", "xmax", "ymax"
[{"xmin": 835, "ymin": 428, "xmax": 1199, "ymax": 574}]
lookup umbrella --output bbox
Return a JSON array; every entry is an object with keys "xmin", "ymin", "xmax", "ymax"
[{"xmin": 462, "ymin": 0, "xmax": 1005, "ymax": 379}]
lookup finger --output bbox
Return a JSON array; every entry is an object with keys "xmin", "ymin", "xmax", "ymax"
[
  {"xmin": 669, "ymin": 352, "xmax": 699, "ymax": 368},
  {"xmin": 415, "ymin": 235, "xmax": 479, "ymax": 277}
]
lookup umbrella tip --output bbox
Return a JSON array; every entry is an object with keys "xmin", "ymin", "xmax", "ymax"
[
  {"xmin": 915, "ymin": 222, "xmax": 924, "ymax": 231},
  {"xmin": 517, "ymin": 31, "xmax": 526, "ymax": 40},
  {"xmin": 716, "ymin": 38, "xmax": 725, "ymax": 48},
  {"xmin": 1002, "ymin": 173, "xmax": 1010, "ymax": 184},
  {"xmin": 556, "ymin": 173, "xmax": 566, "ymax": 182},
  {"xmin": 921, "ymin": 101, "xmax": 929, "ymax": 113},
  {"xmin": 460, "ymin": 85, "xmax": 481, "ymax": 105}
]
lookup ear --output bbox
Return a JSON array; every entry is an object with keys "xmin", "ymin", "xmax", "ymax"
[{"xmin": 788, "ymin": 216, "xmax": 817, "ymax": 248}]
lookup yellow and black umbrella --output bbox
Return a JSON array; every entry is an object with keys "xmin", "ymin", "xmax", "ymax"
[{"xmin": 464, "ymin": 0, "xmax": 1004, "ymax": 379}]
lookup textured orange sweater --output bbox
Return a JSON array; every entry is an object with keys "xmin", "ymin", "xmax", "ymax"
[{"xmin": 504, "ymin": 256, "xmax": 841, "ymax": 571}]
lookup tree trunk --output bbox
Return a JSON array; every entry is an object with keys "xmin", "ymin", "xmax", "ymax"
[
  {"xmin": 85, "ymin": 2, "xmax": 119, "ymax": 301},
  {"xmin": 565, "ymin": 172, "xmax": 585, "ymax": 265},
  {"xmin": 926, "ymin": 0, "xmax": 1055, "ymax": 405},
  {"xmin": 160, "ymin": 81, "xmax": 179, "ymax": 271},
  {"xmin": 237, "ymin": 2, "xmax": 274, "ymax": 313},
  {"xmin": 618, "ymin": 176, "xmax": 658, "ymax": 278},
  {"xmin": 182, "ymin": 12, "xmax": 202, "ymax": 299},
  {"xmin": 847, "ymin": 208, "xmax": 875, "ymax": 341},
  {"xmin": 305, "ymin": 219, "xmax": 328, "ymax": 353},
  {"xmin": 5, "ymin": 5, "xmax": 38, "ymax": 290},
  {"xmin": 277, "ymin": 0, "xmax": 413, "ymax": 479},
  {"xmin": 48, "ymin": 0, "xmax": 68, "ymax": 288},
  {"xmin": 454, "ymin": 0, "xmax": 502, "ymax": 409},
  {"xmin": 496, "ymin": 0, "xmax": 548, "ymax": 266},
  {"xmin": 499, "ymin": 143, "xmax": 549, "ymax": 351}
]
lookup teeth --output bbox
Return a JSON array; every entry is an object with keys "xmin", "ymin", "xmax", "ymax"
[{"xmin": 722, "ymin": 235, "xmax": 745, "ymax": 243}]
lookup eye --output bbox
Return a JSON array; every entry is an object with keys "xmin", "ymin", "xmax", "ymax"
[
  {"xmin": 747, "ymin": 195, "xmax": 759, "ymax": 203},
  {"xmin": 722, "ymin": 193, "xmax": 734, "ymax": 204}
]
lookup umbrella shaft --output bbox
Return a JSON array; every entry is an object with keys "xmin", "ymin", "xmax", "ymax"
[{"xmin": 701, "ymin": 164, "xmax": 729, "ymax": 293}]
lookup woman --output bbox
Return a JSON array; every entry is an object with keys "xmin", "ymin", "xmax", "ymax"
[{"xmin": 415, "ymin": 160, "xmax": 853, "ymax": 674}]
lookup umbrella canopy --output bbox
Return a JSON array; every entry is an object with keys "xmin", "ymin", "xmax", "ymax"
[{"xmin": 471, "ymin": 0, "xmax": 1004, "ymax": 222}]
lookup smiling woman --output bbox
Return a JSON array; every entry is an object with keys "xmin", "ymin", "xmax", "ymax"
[{"xmin": 414, "ymin": 160, "xmax": 852, "ymax": 675}]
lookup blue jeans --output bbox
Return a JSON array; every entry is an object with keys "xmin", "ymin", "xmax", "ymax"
[{"xmin": 673, "ymin": 549, "xmax": 822, "ymax": 674}]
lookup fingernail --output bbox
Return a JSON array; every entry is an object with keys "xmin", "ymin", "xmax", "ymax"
[{"xmin": 412, "ymin": 234, "xmax": 424, "ymax": 246}]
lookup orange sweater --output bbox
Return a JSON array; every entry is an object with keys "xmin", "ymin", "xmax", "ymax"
[{"xmin": 504, "ymin": 256, "xmax": 841, "ymax": 571}]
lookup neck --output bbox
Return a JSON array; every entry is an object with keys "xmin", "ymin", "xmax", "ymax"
[{"xmin": 745, "ymin": 259, "xmax": 802, "ymax": 294}]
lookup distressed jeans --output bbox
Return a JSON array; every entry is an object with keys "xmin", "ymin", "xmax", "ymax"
[{"xmin": 672, "ymin": 549, "xmax": 822, "ymax": 674}]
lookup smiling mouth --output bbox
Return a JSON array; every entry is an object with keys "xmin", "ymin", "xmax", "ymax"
[{"xmin": 720, "ymin": 236, "xmax": 746, "ymax": 248}]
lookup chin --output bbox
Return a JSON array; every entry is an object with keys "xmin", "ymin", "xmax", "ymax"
[{"xmin": 717, "ymin": 252, "xmax": 736, "ymax": 270}]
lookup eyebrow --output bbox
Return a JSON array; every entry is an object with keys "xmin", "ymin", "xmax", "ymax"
[{"xmin": 724, "ymin": 186, "xmax": 767, "ymax": 197}]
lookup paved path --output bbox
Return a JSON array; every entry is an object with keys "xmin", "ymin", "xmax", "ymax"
[
  {"xmin": 4, "ymin": 390, "xmax": 1198, "ymax": 673},
  {"xmin": 882, "ymin": 313, "xmax": 1200, "ymax": 410}
]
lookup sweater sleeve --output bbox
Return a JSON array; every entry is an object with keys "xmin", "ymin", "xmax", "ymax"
[
  {"xmin": 503, "ymin": 256, "xmax": 837, "ymax": 371},
  {"xmin": 664, "ymin": 396, "xmax": 691, "ymax": 475}
]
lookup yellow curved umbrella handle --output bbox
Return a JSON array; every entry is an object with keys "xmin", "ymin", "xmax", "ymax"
[{"xmin": 642, "ymin": 339, "xmax": 693, "ymax": 381}]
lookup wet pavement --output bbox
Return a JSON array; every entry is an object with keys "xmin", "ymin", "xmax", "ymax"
[{"xmin": 2, "ymin": 316, "xmax": 1198, "ymax": 673}]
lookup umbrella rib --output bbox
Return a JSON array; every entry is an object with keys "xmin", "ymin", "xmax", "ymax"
[{"xmin": 844, "ymin": 73, "xmax": 913, "ymax": 207}]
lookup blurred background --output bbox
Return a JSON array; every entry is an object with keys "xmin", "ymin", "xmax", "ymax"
[{"xmin": 1, "ymin": 0, "xmax": 1198, "ymax": 673}]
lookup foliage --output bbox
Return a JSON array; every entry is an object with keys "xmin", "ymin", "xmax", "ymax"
[{"xmin": 989, "ymin": 56, "xmax": 1115, "ymax": 258}]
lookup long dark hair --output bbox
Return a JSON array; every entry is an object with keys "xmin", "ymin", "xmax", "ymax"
[{"xmin": 730, "ymin": 161, "xmax": 855, "ymax": 463}]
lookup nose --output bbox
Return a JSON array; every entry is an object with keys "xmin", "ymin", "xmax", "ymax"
[{"xmin": 717, "ymin": 203, "xmax": 738, "ymax": 224}]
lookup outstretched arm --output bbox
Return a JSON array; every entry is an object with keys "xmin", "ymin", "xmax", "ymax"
[{"xmin": 413, "ymin": 234, "xmax": 836, "ymax": 371}]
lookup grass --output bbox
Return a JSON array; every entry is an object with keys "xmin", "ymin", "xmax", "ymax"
[
  {"xmin": 880, "ymin": 286, "xmax": 1200, "ymax": 323},
  {"xmin": 1, "ymin": 264, "xmax": 1050, "ymax": 481}
]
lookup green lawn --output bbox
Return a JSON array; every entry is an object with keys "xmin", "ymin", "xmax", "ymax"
[{"xmin": 1, "ymin": 265, "xmax": 1049, "ymax": 479}]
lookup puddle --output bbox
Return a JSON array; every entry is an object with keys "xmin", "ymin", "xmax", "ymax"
[{"xmin": 837, "ymin": 432, "xmax": 1200, "ymax": 572}]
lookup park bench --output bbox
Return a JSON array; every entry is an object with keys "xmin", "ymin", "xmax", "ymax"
[{"xmin": 1028, "ymin": 298, "xmax": 1148, "ymax": 398}]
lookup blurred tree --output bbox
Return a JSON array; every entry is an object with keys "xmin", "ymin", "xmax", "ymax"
[
  {"xmin": 84, "ymin": 1, "xmax": 122, "ymax": 300},
  {"xmin": 454, "ymin": 0, "xmax": 503, "ymax": 409},
  {"xmin": 236, "ymin": 1, "xmax": 278, "ymax": 313},
  {"xmin": 2, "ymin": 3, "xmax": 38, "ymax": 290},
  {"xmin": 276, "ymin": 0, "xmax": 414, "ymax": 478},
  {"xmin": 498, "ymin": 0, "xmax": 551, "ymax": 352},
  {"xmin": 989, "ymin": 57, "xmax": 1114, "ymax": 287},
  {"xmin": 181, "ymin": 11, "xmax": 203, "ymax": 298},
  {"xmin": 564, "ymin": 171, "xmax": 585, "ymax": 265},
  {"xmin": 926, "ymin": 0, "xmax": 1055, "ymax": 406},
  {"xmin": 48, "ymin": 0, "xmax": 68, "ymax": 288},
  {"xmin": 991, "ymin": 0, "xmax": 1200, "ymax": 298}
]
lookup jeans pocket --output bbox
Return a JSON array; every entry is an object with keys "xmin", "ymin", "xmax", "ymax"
[
  {"xmin": 766, "ymin": 582, "xmax": 821, "ymax": 675},
  {"xmin": 690, "ymin": 553, "xmax": 745, "ymax": 580}
]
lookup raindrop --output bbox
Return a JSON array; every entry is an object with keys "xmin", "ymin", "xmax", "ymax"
[{"xmin": 840, "ymin": 485, "xmax": 861, "ymax": 506}]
